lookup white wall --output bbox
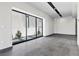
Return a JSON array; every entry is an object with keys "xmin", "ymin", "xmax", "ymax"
[
  {"xmin": 0, "ymin": 2, "xmax": 54, "ymax": 50},
  {"xmin": 0, "ymin": 3, "xmax": 12, "ymax": 50},
  {"xmin": 54, "ymin": 16, "xmax": 76, "ymax": 35}
]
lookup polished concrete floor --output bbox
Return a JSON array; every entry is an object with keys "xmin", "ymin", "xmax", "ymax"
[{"xmin": 0, "ymin": 34, "xmax": 78, "ymax": 56}]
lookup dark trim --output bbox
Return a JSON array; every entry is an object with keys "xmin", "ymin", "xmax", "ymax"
[
  {"xmin": 41, "ymin": 18, "xmax": 43, "ymax": 37},
  {"xmin": 12, "ymin": 9, "xmax": 27, "ymax": 15},
  {"xmin": 76, "ymin": 18, "xmax": 77, "ymax": 36},
  {"xmin": 47, "ymin": 2, "xmax": 62, "ymax": 17},
  {"xmin": 0, "ymin": 47, "xmax": 12, "ymax": 53},
  {"xmin": 25, "ymin": 15, "xmax": 27, "ymax": 40},
  {"xmin": 13, "ymin": 40, "xmax": 27, "ymax": 45},
  {"xmin": 45, "ymin": 34, "xmax": 54, "ymax": 37},
  {"xmin": 35, "ymin": 17, "xmax": 37, "ymax": 38},
  {"xmin": 12, "ymin": 36, "xmax": 43, "ymax": 45},
  {"xmin": 12, "ymin": 9, "xmax": 43, "ymax": 19},
  {"xmin": 53, "ymin": 33, "xmax": 76, "ymax": 36},
  {"xmin": 45, "ymin": 33, "xmax": 77, "ymax": 37}
]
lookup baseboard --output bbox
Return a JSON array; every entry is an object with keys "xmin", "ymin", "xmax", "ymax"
[
  {"xmin": 45, "ymin": 33, "xmax": 76, "ymax": 37},
  {"xmin": 53, "ymin": 33, "xmax": 76, "ymax": 36},
  {"xmin": 0, "ymin": 47, "xmax": 13, "ymax": 53},
  {"xmin": 45, "ymin": 34, "xmax": 54, "ymax": 37}
]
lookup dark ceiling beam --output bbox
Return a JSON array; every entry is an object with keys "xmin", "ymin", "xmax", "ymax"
[{"xmin": 47, "ymin": 2, "xmax": 62, "ymax": 17}]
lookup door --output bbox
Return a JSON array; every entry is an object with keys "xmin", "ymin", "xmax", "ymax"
[
  {"xmin": 27, "ymin": 15, "xmax": 36, "ymax": 40},
  {"xmin": 12, "ymin": 10, "xmax": 26, "ymax": 44},
  {"xmin": 37, "ymin": 18, "xmax": 43, "ymax": 37}
]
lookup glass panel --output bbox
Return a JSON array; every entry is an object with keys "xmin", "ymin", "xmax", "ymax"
[
  {"xmin": 12, "ymin": 11, "xmax": 26, "ymax": 43},
  {"xmin": 27, "ymin": 16, "xmax": 36, "ymax": 40},
  {"xmin": 37, "ymin": 18, "xmax": 43, "ymax": 37}
]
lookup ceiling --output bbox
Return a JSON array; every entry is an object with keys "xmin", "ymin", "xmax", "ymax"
[
  {"xmin": 26, "ymin": 2, "xmax": 77, "ymax": 18},
  {"xmin": 53, "ymin": 2, "xmax": 77, "ymax": 18}
]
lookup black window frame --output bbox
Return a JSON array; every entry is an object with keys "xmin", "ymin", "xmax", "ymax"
[{"xmin": 12, "ymin": 9, "xmax": 43, "ymax": 45}]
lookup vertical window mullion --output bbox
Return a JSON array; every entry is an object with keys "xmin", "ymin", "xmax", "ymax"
[{"xmin": 35, "ymin": 17, "xmax": 37, "ymax": 38}]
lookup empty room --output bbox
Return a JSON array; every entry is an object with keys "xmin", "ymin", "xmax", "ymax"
[{"xmin": 0, "ymin": 2, "xmax": 79, "ymax": 56}]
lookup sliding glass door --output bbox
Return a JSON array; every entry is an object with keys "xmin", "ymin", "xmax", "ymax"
[
  {"xmin": 27, "ymin": 16, "xmax": 36, "ymax": 40},
  {"xmin": 37, "ymin": 18, "xmax": 43, "ymax": 37},
  {"xmin": 12, "ymin": 10, "xmax": 26, "ymax": 44},
  {"xmin": 12, "ymin": 9, "xmax": 43, "ymax": 45}
]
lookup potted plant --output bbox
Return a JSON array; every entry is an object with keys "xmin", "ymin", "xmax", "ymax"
[{"xmin": 16, "ymin": 30, "xmax": 22, "ymax": 39}]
